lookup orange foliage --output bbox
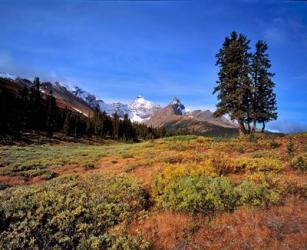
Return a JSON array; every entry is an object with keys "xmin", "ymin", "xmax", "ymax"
[{"xmin": 131, "ymin": 198, "xmax": 307, "ymax": 250}]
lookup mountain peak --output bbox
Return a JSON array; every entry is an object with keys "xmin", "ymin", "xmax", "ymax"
[
  {"xmin": 130, "ymin": 96, "xmax": 161, "ymax": 122},
  {"xmin": 170, "ymin": 96, "xmax": 185, "ymax": 115},
  {"xmin": 170, "ymin": 96, "xmax": 182, "ymax": 105}
]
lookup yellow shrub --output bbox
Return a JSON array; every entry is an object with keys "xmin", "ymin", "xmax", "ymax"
[
  {"xmin": 204, "ymin": 151, "xmax": 283, "ymax": 175},
  {"xmin": 152, "ymin": 162, "xmax": 216, "ymax": 196},
  {"xmin": 234, "ymin": 157, "xmax": 284, "ymax": 173},
  {"xmin": 241, "ymin": 172, "xmax": 284, "ymax": 205},
  {"xmin": 206, "ymin": 150, "xmax": 237, "ymax": 175}
]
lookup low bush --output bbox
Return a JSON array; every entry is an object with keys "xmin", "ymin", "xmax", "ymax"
[
  {"xmin": 236, "ymin": 173, "xmax": 282, "ymax": 206},
  {"xmin": 291, "ymin": 153, "xmax": 307, "ymax": 171},
  {"xmin": 236, "ymin": 181, "xmax": 281, "ymax": 206},
  {"xmin": 204, "ymin": 151, "xmax": 282, "ymax": 175},
  {"xmin": 0, "ymin": 173, "xmax": 148, "ymax": 249},
  {"xmin": 206, "ymin": 150, "xmax": 236, "ymax": 175},
  {"xmin": 152, "ymin": 163, "xmax": 216, "ymax": 196},
  {"xmin": 154, "ymin": 166, "xmax": 283, "ymax": 214},
  {"xmin": 234, "ymin": 157, "xmax": 283, "ymax": 173},
  {"xmin": 158, "ymin": 176, "xmax": 238, "ymax": 214}
]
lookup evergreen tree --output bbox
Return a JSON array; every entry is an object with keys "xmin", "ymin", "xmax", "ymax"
[
  {"xmin": 19, "ymin": 86, "xmax": 30, "ymax": 130},
  {"xmin": 46, "ymin": 90, "xmax": 58, "ymax": 137},
  {"xmin": 251, "ymin": 40, "xmax": 277, "ymax": 132},
  {"xmin": 122, "ymin": 114, "xmax": 136, "ymax": 141},
  {"xmin": 112, "ymin": 113, "xmax": 120, "ymax": 139},
  {"xmin": 214, "ymin": 32, "xmax": 253, "ymax": 135},
  {"xmin": 63, "ymin": 111, "xmax": 71, "ymax": 136},
  {"xmin": 29, "ymin": 77, "xmax": 45, "ymax": 130}
]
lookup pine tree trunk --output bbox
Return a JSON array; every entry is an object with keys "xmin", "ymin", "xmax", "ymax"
[
  {"xmin": 252, "ymin": 121, "xmax": 256, "ymax": 133},
  {"xmin": 247, "ymin": 123, "xmax": 251, "ymax": 134},
  {"xmin": 238, "ymin": 121, "xmax": 247, "ymax": 136},
  {"xmin": 261, "ymin": 122, "xmax": 265, "ymax": 133}
]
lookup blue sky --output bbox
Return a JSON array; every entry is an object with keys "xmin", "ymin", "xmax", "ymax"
[{"xmin": 0, "ymin": 0, "xmax": 306, "ymax": 132}]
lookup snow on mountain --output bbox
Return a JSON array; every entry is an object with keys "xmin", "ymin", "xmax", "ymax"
[
  {"xmin": 69, "ymin": 86, "xmax": 132, "ymax": 118},
  {"xmin": 129, "ymin": 95, "xmax": 161, "ymax": 122},
  {"xmin": 104, "ymin": 101, "xmax": 132, "ymax": 118},
  {"xmin": 69, "ymin": 85, "xmax": 161, "ymax": 122},
  {"xmin": 170, "ymin": 96, "xmax": 186, "ymax": 115},
  {"xmin": 0, "ymin": 72, "xmax": 17, "ymax": 80},
  {"xmin": 71, "ymin": 86, "xmax": 103, "ymax": 108}
]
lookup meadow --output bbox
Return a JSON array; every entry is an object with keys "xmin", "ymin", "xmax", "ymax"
[{"xmin": 0, "ymin": 133, "xmax": 306, "ymax": 249}]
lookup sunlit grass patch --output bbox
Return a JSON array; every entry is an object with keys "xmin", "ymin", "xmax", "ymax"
[{"xmin": 0, "ymin": 144, "xmax": 114, "ymax": 178}]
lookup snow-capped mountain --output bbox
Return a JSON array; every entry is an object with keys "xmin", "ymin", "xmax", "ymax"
[
  {"xmin": 129, "ymin": 95, "xmax": 161, "ymax": 122},
  {"xmin": 0, "ymin": 72, "xmax": 17, "ymax": 80},
  {"xmin": 69, "ymin": 86, "xmax": 160, "ymax": 122},
  {"xmin": 102, "ymin": 101, "xmax": 132, "ymax": 118}
]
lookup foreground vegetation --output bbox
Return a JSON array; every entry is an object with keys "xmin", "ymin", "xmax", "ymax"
[{"xmin": 0, "ymin": 133, "xmax": 306, "ymax": 249}]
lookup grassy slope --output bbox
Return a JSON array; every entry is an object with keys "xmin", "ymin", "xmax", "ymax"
[{"xmin": 0, "ymin": 134, "xmax": 306, "ymax": 249}]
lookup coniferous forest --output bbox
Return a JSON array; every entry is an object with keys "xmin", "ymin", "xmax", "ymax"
[{"xmin": 0, "ymin": 77, "xmax": 166, "ymax": 141}]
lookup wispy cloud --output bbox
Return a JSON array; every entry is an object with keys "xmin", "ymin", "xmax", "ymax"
[
  {"xmin": 268, "ymin": 120, "xmax": 307, "ymax": 133},
  {"xmin": 262, "ymin": 17, "xmax": 307, "ymax": 46}
]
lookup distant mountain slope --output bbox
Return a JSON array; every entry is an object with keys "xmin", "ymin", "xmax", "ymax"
[
  {"xmin": 145, "ymin": 97, "xmax": 186, "ymax": 127},
  {"xmin": 40, "ymin": 82, "xmax": 94, "ymax": 117},
  {"xmin": 146, "ymin": 97, "xmax": 237, "ymax": 135},
  {"xmin": 189, "ymin": 110, "xmax": 235, "ymax": 128}
]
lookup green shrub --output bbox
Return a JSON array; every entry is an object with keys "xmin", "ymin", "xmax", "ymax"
[
  {"xmin": 104, "ymin": 234, "xmax": 150, "ymax": 250},
  {"xmin": 236, "ymin": 173, "xmax": 282, "ymax": 206},
  {"xmin": 77, "ymin": 233, "xmax": 150, "ymax": 250},
  {"xmin": 291, "ymin": 153, "xmax": 307, "ymax": 171},
  {"xmin": 159, "ymin": 176, "xmax": 238, "ymax": 214},
  {"xmin": 0, "ymin": 173, "xmax": 148, "ymax": 249},
  {"xmin": 236, "ymin": 181, "xmax": 267, "ymax": 206}
]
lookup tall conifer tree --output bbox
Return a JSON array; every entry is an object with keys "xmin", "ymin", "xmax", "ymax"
[
  {"xmin": 251, "ymin": 40, "xmax": 277, "ymax": 132},
  {"xmin": 214, "ymin": 32, "xmax": 253, "ymax": 135}
]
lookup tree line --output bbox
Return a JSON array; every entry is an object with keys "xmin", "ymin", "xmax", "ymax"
[
  {"xmin": 0, "ymin": 77, "xmax": 167, "ymax": 141},
  {"xmin": 214, "ymin": 31, "xmax": 277, "ymax": 135}
]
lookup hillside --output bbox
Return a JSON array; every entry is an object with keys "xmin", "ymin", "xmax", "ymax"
[
  {"xmin": 0, "ymin": 134, "xmax": 306, "ymax": 249},
  {"xmin": 0, "ymin": 77, "xmax": 94, "ymax": 117},
  {"xmin": 146, "ymin": 97, "xmax": 237, "ymax": 136}
]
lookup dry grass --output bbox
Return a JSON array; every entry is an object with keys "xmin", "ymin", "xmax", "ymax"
[{"xmin": 130, "ymin": 198, "xmax": 307, "ymax": 250}]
